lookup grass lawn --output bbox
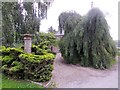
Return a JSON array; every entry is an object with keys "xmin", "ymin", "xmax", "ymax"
[{"xmin": 1, "ymin": 74, "xmax": 43, "ymax": 88}]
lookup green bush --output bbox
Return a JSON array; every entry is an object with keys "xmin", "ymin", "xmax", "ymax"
[
  {"xmin": 31, "ymin": 44, "xmax": 51, "ymax": 55},
  {"xmin": 1, "ymin": 47, "xmax": 23, "ymax": 56},
  {"xmin": 33, "ymin": 32, "xmax": 57, "ymax": 47},
  {"xmin": 19, "ymin": 53, "xmax": 54, "ymax": 82},
  {"xmin": 1, "ymin": 45, "xmax": 55, "ymax": 82},
  {"xmin": 22, "ymin": 33, "xmax": 57, "ymax": 55}
]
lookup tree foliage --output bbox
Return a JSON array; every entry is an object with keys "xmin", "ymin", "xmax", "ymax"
[
  {"xmin": 58, "ymin": 11, "xmax": 81, "ymax": 35},
  {"xmin": 2, "ymin": 1, "xmax": 53, "ymax": 47},
  {"xmin": 59, "ymin": 8, "xmax": 117, "ymax": 69},
  {"xmin": 2, "ymin": 2, "xmax": 20, "ymax": 47}
]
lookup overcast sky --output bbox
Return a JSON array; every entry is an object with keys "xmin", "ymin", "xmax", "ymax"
[{"xmin": 40, "ymin": 0, "xmax": 119, "ymax": 40}]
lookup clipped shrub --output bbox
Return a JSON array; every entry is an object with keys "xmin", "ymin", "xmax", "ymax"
[
  {"xmin": 19, "ymin": 53, "xmax": 54, "ymax": 82},
  {"xmin": 1, "ymin": 45, "xmax": 55, "ymax": 82},
  {"xmin": 1, "ymin": 47, "xmax": 23, "ymax": 56},
  {"xmin": 1, "ymin": 47, "xmax": 25, "ymax": 79}
]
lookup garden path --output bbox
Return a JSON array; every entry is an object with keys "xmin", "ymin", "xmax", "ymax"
[{"xmin": 52, "ymin": 53, "xmax": 118, "ymax": 88}]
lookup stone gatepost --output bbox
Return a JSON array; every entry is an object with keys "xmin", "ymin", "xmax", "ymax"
[{"xmin": 23, "ymin": 34, "xmax": 33, "ymax": 53}]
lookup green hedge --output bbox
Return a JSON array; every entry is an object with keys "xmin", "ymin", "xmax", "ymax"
[{"xmin": 1, "ymin": 46, "xmax": 55, "ymax": 82}]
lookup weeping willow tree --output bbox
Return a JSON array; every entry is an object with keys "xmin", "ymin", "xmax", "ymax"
[
  {"xmin": 58, "ymin": 11, "xmax": 81, "ymax": 35},
  {"xmin": 59, "ymin": 8, "xmax": 117, "ymax": 69}
]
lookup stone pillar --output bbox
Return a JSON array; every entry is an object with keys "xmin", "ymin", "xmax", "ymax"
[{"xmin": 23, "ymin": 34, "xmax": 32, "ymax": 53}]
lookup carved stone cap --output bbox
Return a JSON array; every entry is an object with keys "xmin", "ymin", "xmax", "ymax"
[{"xmin": 20, "ymin": 34, "xmax": 34, "ymax": 37}]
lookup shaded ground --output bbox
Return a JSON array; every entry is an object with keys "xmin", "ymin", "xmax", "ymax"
[{"xmin": 52, "ymin": 53, "xmax": 118, "ymax": 88}]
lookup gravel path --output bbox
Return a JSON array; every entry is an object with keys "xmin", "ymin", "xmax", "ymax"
[{"xmin": 52, "ymin": 53, "xmax": 118, "ymax": 88}]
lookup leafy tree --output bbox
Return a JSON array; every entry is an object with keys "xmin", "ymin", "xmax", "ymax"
[
  {"xmin": 59, "ymin": 8, "xmax": 117, "ymax": 69},
  {"xmin": 2, "ymin": 1, "xmax": 53, "ymax": 47},
  {"xmin": 2, "ymin": 2, "xmax": 20, "ymax": 47},
  {"xmin": 58, "ymin": 11, "xmax": 81, "ymax": 35}
]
